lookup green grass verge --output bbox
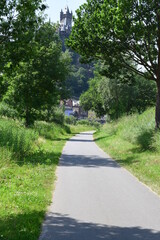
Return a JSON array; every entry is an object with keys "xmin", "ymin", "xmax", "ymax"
[
  {"xmin": 0, "ymin": 118, "xmax": 95, "ymax": 240},
  {"xmin": 94, "ymin": 108, "xmax": 160, "ymax": 196},
  {"xmin": 70, "ymin": 124, "xmax": 96, "ymax": 134}
]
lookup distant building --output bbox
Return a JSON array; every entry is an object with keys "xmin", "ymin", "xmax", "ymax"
[
  {"xmin": 59, "ymin": 6, "xmax": 72, "ymax": 39},
  {"xmin": 62, "ymin": 99, "xmax": 88, "ymax": 118}
]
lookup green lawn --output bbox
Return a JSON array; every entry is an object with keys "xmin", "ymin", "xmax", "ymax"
[
  {"xmin": 0, "ymin": 119, "xmax": 95, "ymax": 240},
  {"xmin": 94, "ymin": 108, "xmax": 160, "ymax": 196}
]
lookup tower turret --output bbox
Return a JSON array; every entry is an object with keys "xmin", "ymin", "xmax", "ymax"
[{"xmin": 59, "ymin": 6, "xmax": 72, "ymax": 37}]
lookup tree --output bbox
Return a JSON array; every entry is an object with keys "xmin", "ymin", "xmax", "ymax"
[
  {"xmin": 0, "ymin": 0, "xmax": 46, "ymax": 71},
  {"xmin": 2, "ymin": 23, "xmax": 71, "ymax": 126},
  {"xmin": 80, "ymin": 62, "xmax": 156, "ymax": 119},
  {"xmin": 80, "ymin": 76, "xmax": 106, "ymax": 118},
  {"xmin": 66, "ymin": 66, "xmax": 90, "ymax": 97},
  {"xmin": 68, "ymin": 0, "xmax": 160, "ymax": 127}
]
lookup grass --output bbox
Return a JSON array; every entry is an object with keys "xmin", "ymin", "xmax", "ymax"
[
  {"xmin": 0, "ymin": 118, "xmax": 96, "ymax": 240},
  {"xmin": 94, "ymin": 108, "xmax": 160, "ymax": 196},
  {"xmin": 70, "ymin": 124, "xmax": 96, "ymax": 134}
]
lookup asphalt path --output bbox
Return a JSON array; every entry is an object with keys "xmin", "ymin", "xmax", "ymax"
[{"xmin": 39, "ymin": 131, "xmax": 160, "ymax": 240}]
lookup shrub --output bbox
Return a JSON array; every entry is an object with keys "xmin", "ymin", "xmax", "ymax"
[
  {"xmin": 34, "ymin": 121, "xmax": 71, "ymax": 140},
  {"xmin": 65, "ymin": 115, "xmax": 77, "ymax": 125},
  {"xmin": 40, "ymin": 106, "xmax": 65, "ymax": 125},
  {"xmin": 77, "ymin": 119, "xmax": 101, "ymax": 128},
  {"xmin": 49, "ymin": 107, "xmax": 65, "ymax": 125},
  {"xmin": 151, "ymin": 131, "xmax": 160, "ymax": 152},
  {"xmin": 120, "ymin": 109, "xmax": 155, "ymax": 146},
  {"xmin": 103, "ymin": 108, "xmax": 160, "ymax": 152},
  {"xmin": 0, "ymin": 102, "xmax": 19, "ymax": 119}
]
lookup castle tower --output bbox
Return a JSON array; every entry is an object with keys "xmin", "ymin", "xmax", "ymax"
[{"xmin": 59, "ymin": 6, "xmax": 72, "ymax": 38}]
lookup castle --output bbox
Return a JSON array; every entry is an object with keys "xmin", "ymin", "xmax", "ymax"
[{"xmin": 59, "ymin": 6, "xmax": 73, "ymax": 38}]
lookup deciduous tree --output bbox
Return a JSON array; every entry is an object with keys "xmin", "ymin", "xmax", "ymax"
[
  {"xmin": 3, "ymin": 23, "xmax": 71, "ymax": 126},
  {"xmin": 68, "ymin": 0, "xmax": 160, "ymax": 127}
]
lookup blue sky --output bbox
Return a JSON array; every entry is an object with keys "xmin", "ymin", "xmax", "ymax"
[{"xmin": 45, "ymin": 0, "xmax": 86, "ymax": 23}]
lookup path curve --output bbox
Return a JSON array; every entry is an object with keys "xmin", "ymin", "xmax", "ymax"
[{"xmin": 39, "ymin": 132, "xmax": 160, "ymax": 240}]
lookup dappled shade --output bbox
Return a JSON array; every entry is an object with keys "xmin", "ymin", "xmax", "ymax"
[
  {"xmin": 40, "ymin": 213, "xmax": 160, "ymax": 240},
  {"xmin": 60, "ymin": 154, "xmax": 119, "ymax": 168}
]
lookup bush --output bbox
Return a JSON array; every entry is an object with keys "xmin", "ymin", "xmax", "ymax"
[
  {"xmin": 65, "ymin": 115, "xmax": 77, "ymax": 125},
  {"xmin": 0, "ymin": 102, "xmax": 19, "ymax": 119},
  {"xmin": 34, "ymin": 121, "xmax": 70, "ymax": 140},
  {"xmin": 77, "ymin": 119, "xmax": 90, "ymax": 125},
  {"xmin": 101, "ymin": 108, "xmax": 160, "ymax": 152},
  {"xmin": 49, "ymin": 107, "xmax": 65, "ymax": 125},
  {"xmin": 151, "ymin": 131, "xmax": 160, "ymax": 152},
  {"xmin": 119, "ymin": 109, "xmax": 155, "ymax": 149},
  {"xmin": 77, "ymin": 119, "xmax": 101, "ymax": 128},
  {"xmin": 40, "ymin": 106, "xmax": 65, "ymax": 125}
]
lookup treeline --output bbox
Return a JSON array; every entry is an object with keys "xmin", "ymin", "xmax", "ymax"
[{"xmin": 0, "ymin": 0, "xmax": 71, "ymax": 126}]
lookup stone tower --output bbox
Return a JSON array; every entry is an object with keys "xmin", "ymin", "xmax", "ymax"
[{"xmin": 59, "ymin": 6, "xmax": 72, "ymax": 38}]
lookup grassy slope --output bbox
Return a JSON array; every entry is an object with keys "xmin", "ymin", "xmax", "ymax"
[
  {"xmin": 0, "ymin": 119, "xmax": 95, "ymax": 240},
  {"xmin": 94, "ymin": 108, "xmax": 160, "ymax": 196}
]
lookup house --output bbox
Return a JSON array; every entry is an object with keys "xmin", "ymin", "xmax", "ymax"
[{"xmin": 63, "ymin": 98, "xmax": 88, "ymax": 118}]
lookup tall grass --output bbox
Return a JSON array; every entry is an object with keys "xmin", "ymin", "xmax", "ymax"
[
  {"xmin": 107, "ymin": 108, "xmax": 160, "ymax": 151},
  {"xmin": 0, "ymin": 119, "xmax": 38, "ymax": 165},
  {"xmin": 0, "ymin": 118, "xmax": 73, "ymax": 240},
  {"xmin": 34, "ymin": 121, "xmax": 71, "ymax": 140},
  {"xmin": 0, "ymin": 115, "xmax": 100, "ymax": 240},
  {"xmin": 119, "ymin": 109, "xmax": 155, "ymax": 149}
]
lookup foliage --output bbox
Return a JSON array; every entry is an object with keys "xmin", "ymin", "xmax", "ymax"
[
  {"xmin": 34, "ymin": 121, "xmax": 71, "ymax": 140},
  {"xmin": 0, "ymin": 115, "xmax": 98, "ymax": 240},
  {"xmin": 0, "ymin": 0, "xmax": 46, "ymax": 69},
  {"xmin": 68, "ymin": 0, "xmax": 160, "ymax": 127},
  {"xmin": 77, "ymin": 119, "xmax": 101, "ymax": 128},
  {"xmin": 65, "ymin": 115, "xmax": 101, "ymax": 128},
  {"xmin": 59, "ymin": 32, "xmax": 94, "ymax": 98},
  {"xmin": 68, "ymin": 0, "xmax": 159, "ymax": 81},
  {"xmin": 0, "ymin": 117, "xmax": 71, "ymax": 240},
  {"xmin": 40, "ymin": 106, "xmax": 65, "ymax": 125},
  {"xmin": 2, "ymin": 22, "xmax": 71, "ymax": 126},
  {"xmin": 80, "ymin": 76, "xmax": 106, "ymax": 118},
  {"xmin": 0, "ymin": 118, "xmax": 38, "ymax": 164},
  {"xmin": 66, "ymin": 63, "xmax": 93, "ymax": 98},
  {"xmin": 70, "ymin": 124, "xmax": 97, "ymax": 134},
  {"xmin": 48, "ymin": 107, "xmax": 65, "ymax": 125},
  {"xmin": 0, "ymin": 102, "xmax": 18, "ymax": 119},
  {"xmin": 65, "ymin": 115, "xmax": 77, "ymax": 125},
  {"xmin": 80, "ymin": 62, "xmax": 156, "ymax": 119}
]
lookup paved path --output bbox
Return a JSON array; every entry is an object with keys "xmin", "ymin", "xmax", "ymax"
[{"xmin": 39, "ymin": 132, "xmax": 160, "ymax": 240}]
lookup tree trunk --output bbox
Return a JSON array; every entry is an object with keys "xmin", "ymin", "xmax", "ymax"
[
  {"xmin": 156, "ymin": 10, "xmax": 160, "ymax": 129},
  {"xmin": 25, "ymin": 109, "xmax": 30, "ymax": 128},
  {"xmin": 155, "ymin": 83, "xmax": 160, "ymax": 129},
  {"xmin": 25, "ymin": 108, "xmax": 33, "ymax": 127}
]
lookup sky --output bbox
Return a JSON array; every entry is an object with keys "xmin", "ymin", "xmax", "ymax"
[{"xmin": 45, "ymin": 0, "xmax": 86, "ymax": 23}]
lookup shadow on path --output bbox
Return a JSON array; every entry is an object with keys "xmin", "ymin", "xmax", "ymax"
[
  {"xmin": 60, "ymin": 154, "xmax": 120, "ymax": 168},
  {"xmin": 69, "ymin": 139, "xmax": 93, "ymax": 142},
  {"xmin": 40, "ymin": 213, "xmax": 160, "ymax": 240}
]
